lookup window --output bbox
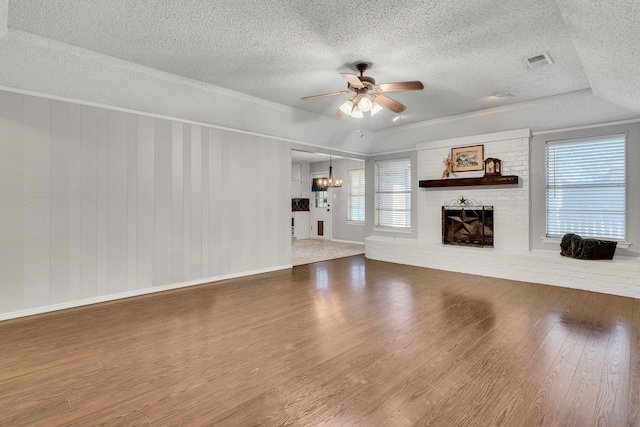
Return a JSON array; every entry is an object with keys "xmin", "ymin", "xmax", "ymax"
[
  {"xmin": 312, "ymin": 177, "xmax": 328, "ymax": 208},
  {"xmin": 348, "ymin": 169, "xmax": 365, "ymax": 222},
  {"xmin": 314, "ymin": 190, "xmax": 328, "ymax": 208},
  {"xmin": 374, "ymin": 158, "xmax": 411, "ymax": 228},
  {"xmin": 545, "ymin": 134, "xmax": 626, "ymax": 240}
]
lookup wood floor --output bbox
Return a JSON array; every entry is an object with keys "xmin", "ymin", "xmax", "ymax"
[{"xmin": 1, "ymin": 255, "xmax": 639, "ymax": 426}]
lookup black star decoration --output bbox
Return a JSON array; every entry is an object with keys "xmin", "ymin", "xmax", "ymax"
[{"xmin": 449, "ymin": 209, "xmax": 479, "ymax": 235}]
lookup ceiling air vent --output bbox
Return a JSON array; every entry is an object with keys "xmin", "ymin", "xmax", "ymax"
[{"xmin": 524, "ymin": 52, "xmax": 553, "ymax": 69}]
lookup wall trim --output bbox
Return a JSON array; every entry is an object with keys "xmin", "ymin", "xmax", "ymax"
[
  {"xmin": 416, "ymin": 128, "xmax": 531, "ymax": 151},
  {"xmin": 367, "ymin": 147, "xmax": 416, "ymax": 157},
  {"xmin": 0, "ymin": 84, "xmax": 370, "ymax": 160},
  {"xmin": 531, "ymin": 117, "xmax": 640, "ymax": 136},
  {"xmin": 290, "ymin": 141, "xmax": 368, "ymax": 161},
  {"xmin": 0, "ymin": 264, "xmax": 292, "ymax": 322}
]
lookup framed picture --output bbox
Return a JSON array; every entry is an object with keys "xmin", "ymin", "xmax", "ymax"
[{"xmin": 451, "ymin": 145, "xmax": 484, "ymax": 172}]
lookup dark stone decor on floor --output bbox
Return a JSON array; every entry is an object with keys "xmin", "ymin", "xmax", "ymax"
[{"xmin": 560, "ymin": 233, "xmax": 617, "ymax": 260}]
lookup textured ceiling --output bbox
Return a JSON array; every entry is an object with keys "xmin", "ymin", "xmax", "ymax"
[{"xmin": 4, "ymin": 0, "xmax": 640, "ymax": 138}]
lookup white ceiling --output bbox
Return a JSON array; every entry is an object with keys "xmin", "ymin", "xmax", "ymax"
[{"xmin": 4, "ymin": 0, "xmax": 640, "ymax": 152}]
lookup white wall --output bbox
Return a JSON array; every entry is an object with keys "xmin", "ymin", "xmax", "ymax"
[
  {"xmin": 0, "ymin": 89, "xmax": 291, "ymax": 319},
  {"xmin": 366, "ymin": 128, "xmax": 640, "ymax": 299}
]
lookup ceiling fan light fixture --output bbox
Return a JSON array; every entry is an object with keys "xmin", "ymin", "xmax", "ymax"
[
  {"xmin": 358, "ymin": 96, "xmax": 373, "ymax": 112},
  {"xmin": 339, "ymin": 99, "xmax": 354, "ymax": 115},
  {"xmin": 370, "ymin": 102, "xmax": 383, "ymax": 116},
  {"xmin": 302, "ymin": 62, "xmax": 424, "ymax": 120},
  {"xmin": 351, "ymin": 106, "xmax": 363, "ymax": 118}
]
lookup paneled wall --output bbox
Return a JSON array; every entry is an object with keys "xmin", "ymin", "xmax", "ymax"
[{"xmin": 0, "ymin": 90, "xmax": 291, "ymax": 318}]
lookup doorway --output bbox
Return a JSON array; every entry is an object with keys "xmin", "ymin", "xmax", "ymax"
[{"xmin": 310, "ymin": 172, "xmax": 332, "ymax": 240}]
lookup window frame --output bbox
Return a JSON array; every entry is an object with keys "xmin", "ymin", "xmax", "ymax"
[
  {"xmin": 374, "ymin": 157, "xmax": 412, "ymax": 230},
  {"xmin": 545, "ymin": 133, "xmax": 626, "ymax": 241},
  {"xmin": 530, "ymin": 122, "xmax": 639, "ymax": 255}
]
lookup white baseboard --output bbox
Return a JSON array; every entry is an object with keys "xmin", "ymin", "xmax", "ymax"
[
  {"xmin": 0, "ymin": 264, "xmax": 292, "ymax": 322},
  {"xmin": 331, "ymin": 239, "xmax": 365, "ymax": 245}
]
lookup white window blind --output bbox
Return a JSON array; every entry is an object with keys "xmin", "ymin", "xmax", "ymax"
[
  {"xmin": 545, "ymin": 134, "xmax": 626, "ymax": 240},
  {"xmin": 375, "ymin": 158, "xmax": 411, "ymax": 228},
  {"xmin": 348, "ymin": 169, "xmax": 365, "ymax": 222}
]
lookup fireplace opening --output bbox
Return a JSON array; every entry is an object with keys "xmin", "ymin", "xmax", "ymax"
[{"xmin": 442, "ymin": 197, "xmax": 493, "ymax": 248}]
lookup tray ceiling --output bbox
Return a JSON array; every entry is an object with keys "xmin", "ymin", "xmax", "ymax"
[{"xmin": 5, "ymin": 0, "xmax": 640, "ymax": 135}]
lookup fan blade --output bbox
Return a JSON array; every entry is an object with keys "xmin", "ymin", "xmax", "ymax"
[
  {"xmin": 302, "ymin": 90, "xmax": 351, "ymax": 100},
  {"xmin": 375, "ymin": 81, "xmax": 424, "ymax": 93},
  {"xmin": 371, "ymin": 94, "xmax": 406, "ymax": 113},
  {"xmin": 341, "ymin": 73, "xmax": 365, "ymax": 89}
]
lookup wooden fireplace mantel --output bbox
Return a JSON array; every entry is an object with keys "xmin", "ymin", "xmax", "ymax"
[{"xmin": 419, "ymin": 175, "xmax": 519, "ymax": 188}]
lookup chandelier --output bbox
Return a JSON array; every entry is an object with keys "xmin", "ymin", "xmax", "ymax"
[{"xmin": 320, "ymin": 157, "xmax": 342, "ymax": 188}]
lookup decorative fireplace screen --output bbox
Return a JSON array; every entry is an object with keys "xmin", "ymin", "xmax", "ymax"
[{"xmin": 442, "ymin": 197, "xmax": 493, "ymax": 248}]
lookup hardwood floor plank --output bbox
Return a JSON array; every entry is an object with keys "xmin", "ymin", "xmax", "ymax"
[
  {"xmin": 559, "ymin": 378, "xmax": 601, "ymax": 427},
  {"xmin": 0, "ymin": 255, "xmax": 637, "ymax": 426},
  {"xmin": 595, "ymin": 294, "xmax": 634, "ymax": 423},
  {"xmin": 628, "ymin": 299, "xmax": 640, "ymax": 426},
  {"xmin": 488, "ymin": 379, "xmax": 540, "ymax": 426}
]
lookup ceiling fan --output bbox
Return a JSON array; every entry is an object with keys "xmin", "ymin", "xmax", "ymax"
[{"xmin": 302, "ymin": 63, "xmax": 424, "ymax": 118}]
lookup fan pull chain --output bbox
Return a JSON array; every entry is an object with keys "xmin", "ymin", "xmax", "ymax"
[{"xmin": 357, "ymin": 118, "xmax": 363, "ymax": 138}]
